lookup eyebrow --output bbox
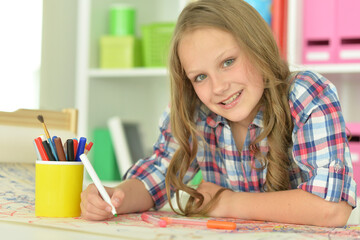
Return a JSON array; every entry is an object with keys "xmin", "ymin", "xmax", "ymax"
[{"xmin": 185, "ymin": 46, "xmax": 238, "ymax": 76}]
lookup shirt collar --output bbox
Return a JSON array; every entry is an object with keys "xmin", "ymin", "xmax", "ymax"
[
  {"xmin": 252, "ymin": 107, "xmax": 264, "ymax": 128},
  {"xmin": 198, "ymin": 103, "xmax": 227, "ymax": 128}
]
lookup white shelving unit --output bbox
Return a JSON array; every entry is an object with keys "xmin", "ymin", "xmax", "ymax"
[{"xmin": 75, "ymin": 0, "xmax": 186, "ymax": 153}]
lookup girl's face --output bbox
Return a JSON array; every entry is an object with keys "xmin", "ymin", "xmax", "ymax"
[{"xmin": 178, "ymin": 27, "xmax": 264, "ymax": 128}]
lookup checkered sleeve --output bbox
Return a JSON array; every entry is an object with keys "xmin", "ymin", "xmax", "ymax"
[
  {"xmin": 124, "ymin": 106, "xmax": 199, "ymax": 209},
  {"xmin": 289, "ymin": 71, "xmax": 357, "ymax": 207}
]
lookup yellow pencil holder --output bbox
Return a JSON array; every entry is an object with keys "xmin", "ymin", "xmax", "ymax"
[{"xmin": 35, "ymin": 161, "xmax": 84, "ymax": 217}]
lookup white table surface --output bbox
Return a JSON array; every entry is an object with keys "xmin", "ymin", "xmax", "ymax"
[{"xmin": 0, "ymin": 221, "xmax": 121, "ymax": 240}]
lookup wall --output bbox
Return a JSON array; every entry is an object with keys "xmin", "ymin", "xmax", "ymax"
[{"xmin": 40, "ymin": 0, "xmax": 77, "ymax": 110}]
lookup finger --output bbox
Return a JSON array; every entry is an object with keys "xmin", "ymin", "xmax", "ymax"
[
  {"xmin": 80, "ymin": 202, "xmax": 113, "ymax": 220},
  {"xmin": 111, "ymin": 189, "xmax": 125, "ymax": 208},
  {"xmin": 81, "ymin": 184, "xmax": 114, "ymax": 215},
  {"xmin": 84, "ymin": 184, "xmax": 112, "ymax": 209},
  {"xmin": 81, "ymin": 196, "xmax": 113, "ymax": 216}
]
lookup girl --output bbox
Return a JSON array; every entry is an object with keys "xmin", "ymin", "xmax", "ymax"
[{"xmin": 80, "ymin": 0, "xmax": 357, "ymax": 227}]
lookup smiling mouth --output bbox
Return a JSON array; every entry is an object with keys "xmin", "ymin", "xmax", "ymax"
[{"xmin": 221, "ymin": 90, "xmax": 242, "ymax": 105}]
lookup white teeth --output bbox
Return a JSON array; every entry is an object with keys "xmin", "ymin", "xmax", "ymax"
[{"xmin": 222, "ymin": 91, "xmax": 241, "ymax": 105}]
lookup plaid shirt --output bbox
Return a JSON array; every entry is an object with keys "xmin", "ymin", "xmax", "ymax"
[{"xmin": 126, "ymin": 71, "xmax": 357, "ymax": 209}]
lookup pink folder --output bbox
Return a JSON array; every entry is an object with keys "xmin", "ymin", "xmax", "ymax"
[
  {"xmin": 336, "ymin": 0, "xmax": 360, "ymax": 63},
  {"xmin": 302, "ymin": 0, "xmax": 337, "ymax": 64}
]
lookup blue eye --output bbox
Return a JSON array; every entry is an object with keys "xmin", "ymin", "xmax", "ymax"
[
  {"xmin": 223, "ymin": 59, "xmax": 234, "ymax": 67},
  {"xmin": 195, "ymin": 74, "xmax": 207, "ymax": 82}
]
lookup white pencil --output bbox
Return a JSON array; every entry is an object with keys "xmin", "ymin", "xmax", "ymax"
[{"xmin": 80, "ymin": 154, "xmax": 118, "ymax": 217}]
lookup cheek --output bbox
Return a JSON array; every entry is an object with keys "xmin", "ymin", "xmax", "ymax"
[
  {"xmin": 254, "ymin": 76, "xmax": 265, "ymax": 89},
  {"xmin": 193, "ymin": 87, "xmax": 211, "ymax": 105},
  {"xmin": 248, "ymin": 83, "xmax": 264, "ymax": 100},
  {"xmin": 254, "ymin": 80, "xmax": 265, "ymax": 97}
]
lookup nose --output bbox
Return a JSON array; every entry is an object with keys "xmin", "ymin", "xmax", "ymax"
[{"xmin": 211, "ymin": 72, "xmax": 230, "ymax": 95}]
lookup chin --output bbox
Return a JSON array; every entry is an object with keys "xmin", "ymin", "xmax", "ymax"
[{"xmin": 225, "ymin": 113, "xmax": 251, "ymax": 125}]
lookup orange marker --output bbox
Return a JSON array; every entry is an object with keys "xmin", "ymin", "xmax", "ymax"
[{"xmin": 160, "ymin": 217, "xmax": 236, "ymax": 230}]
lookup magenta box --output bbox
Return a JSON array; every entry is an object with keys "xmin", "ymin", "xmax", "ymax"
[
  {"xmin": 336, "ymin": 0, "xmax": 360, "ymax": 63},
  {"xmin": 302, "ymin": 0, "xmax": 360, "ymax": 64},
  {"xmin": 302, "ymin": 0, "xmax": 337, "ymax": 64},
  {"xmin": 347, "ymin": 123, "xmax": 360, "ymax": 196}
]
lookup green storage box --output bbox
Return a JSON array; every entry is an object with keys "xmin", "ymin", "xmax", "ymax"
[
  {"xmin": 141, "ymin": 22, "xmax": 175, "ymax": 67},
  {"xmin": 109, "ymin": 5, "xmax": 136, "ymax": 36},
  {"xmin": 100, "ymin": 36, "xmax": 142, "ymax": 68},
  {"xmin": 91, "ymin": 128, "xmax": 121, "ymax": 181}
]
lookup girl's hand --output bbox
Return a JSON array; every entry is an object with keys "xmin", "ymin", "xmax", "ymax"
[
  {"xmin": 80, "ymin": 183, "xmax": 125, "ymax": 220},
  {"xmin": 196, "ymin": 181, "xmax": 233, "ymax": 217}
]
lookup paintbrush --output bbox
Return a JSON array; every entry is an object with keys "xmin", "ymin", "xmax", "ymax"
[{"xmin": 37, "ymin": 115, "xmax": 58, "ymax": 161}]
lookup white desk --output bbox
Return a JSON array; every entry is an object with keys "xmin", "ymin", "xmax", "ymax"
[
  {"xmin": 6, "ymin": 218, "xmax": 358, "ymax": 240},
  {"xmin": 0, "ymin": 221, "xmax": 120, "ymax": 240}
]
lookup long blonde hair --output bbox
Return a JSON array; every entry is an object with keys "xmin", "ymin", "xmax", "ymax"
[{"xmin": 166, "ymin": 0, "xmax": 293, "ymax": 216}]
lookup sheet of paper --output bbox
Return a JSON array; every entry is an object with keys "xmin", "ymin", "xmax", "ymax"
[{"xmin": 0, "ymin": 163, "xmax": 359, "ymax": 239}]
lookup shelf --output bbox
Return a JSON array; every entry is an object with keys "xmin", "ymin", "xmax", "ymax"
[
  {"xmin": 290, "ymin": 63, "xmax": 360, "ymax": 74},
  {"xmin": 88, "ymin": 68, "xmax": 168, "ymax": 78},
  {"xmin": 90, "ymin": 64, "xmax": 360, "ymax": 78}
]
